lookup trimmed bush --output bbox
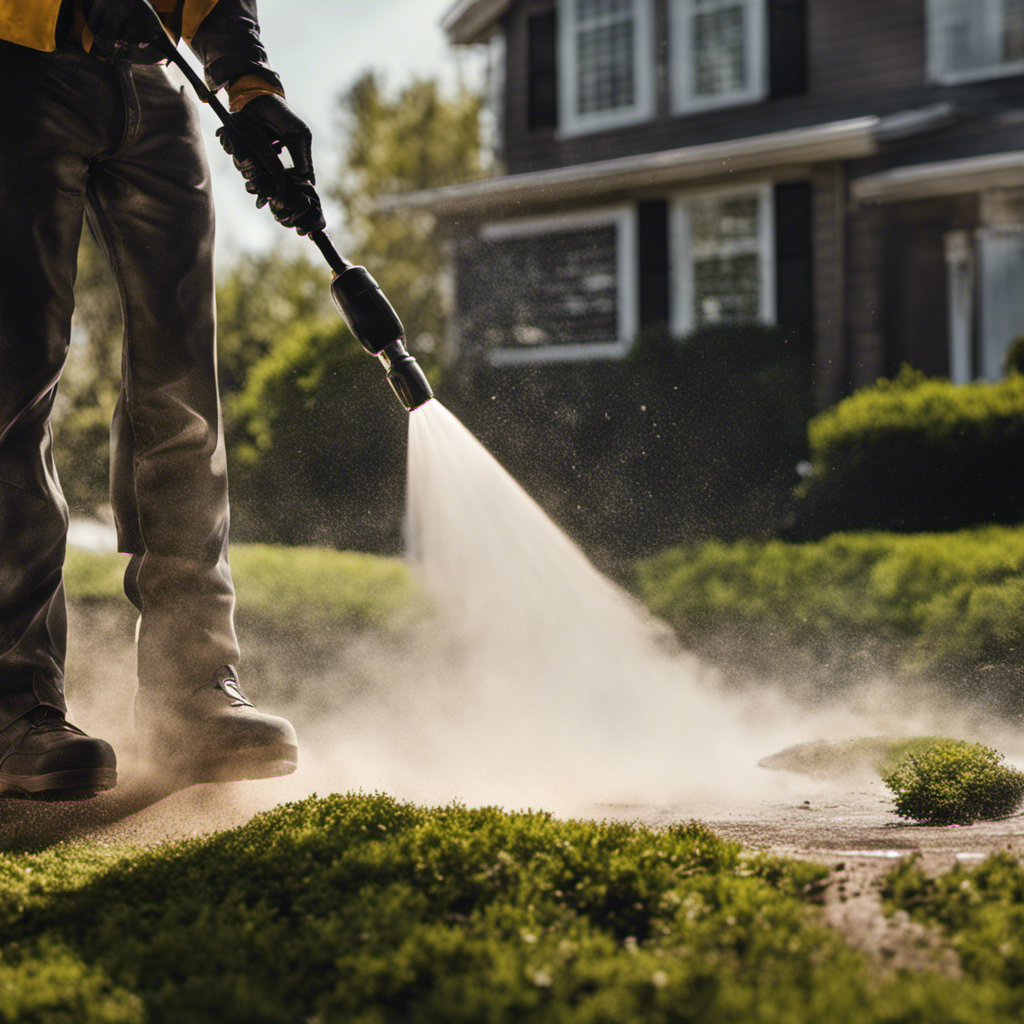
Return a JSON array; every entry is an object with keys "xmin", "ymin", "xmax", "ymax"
[
  {"xmin": 882, "ymin": 741, "xmax": 1024, "ymax": 824},
  {"xmin": 637, "ymin": 525, "xmax": 1024, "ymax": 698},
  {"xmin": 791, "ymin": 368, "xmax": 1024, "ymax": 538}
]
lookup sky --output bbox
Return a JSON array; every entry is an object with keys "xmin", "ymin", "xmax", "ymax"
[{"xmin": 173, "ymin": 0, "xmax": 487, "ymax": 266}]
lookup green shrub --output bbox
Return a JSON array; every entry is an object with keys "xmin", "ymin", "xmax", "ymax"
[
  {"xmin": 446, "ymin": 323, "xmax": 811, "ymax": 561},
  {"xmin": 1005, "ymin": 336, "xmax": 1024, "ymax": 377},
  {"xmin": 791, "ymin": 369, "xmax": 1024, "ymax": 538},
  {"xmin": 881, "ymin": 741, "xmax": 1024, "ymax": 824},
  {"xmin": 637, "ymin": 525, "xmax": 1024, "ymax": 697},
  {"xmin": 885, "ymin": 851, "xmax": 1024, "ymax": 992}
]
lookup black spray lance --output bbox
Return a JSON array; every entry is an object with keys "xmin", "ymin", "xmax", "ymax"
[{"xmin": 135, "ymin": 0, "xmax": 434, "ymax": 411}]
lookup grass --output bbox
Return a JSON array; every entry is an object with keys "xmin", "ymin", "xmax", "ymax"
[{"xmin": 63, "ymin": 544, "xmax": 425, "ymax": 633}]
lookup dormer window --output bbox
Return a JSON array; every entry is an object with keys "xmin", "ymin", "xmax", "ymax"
[
  {"xmin": 928, "ymin": 0, "xmax": 1024, "ymax": 83},
  {"xmin": 670, "ymin": 0, "xmax": 767, "ymax": 113},
  {"xmin": 558, "ymin": 0, "xmax": 656, "ymax": 135}
]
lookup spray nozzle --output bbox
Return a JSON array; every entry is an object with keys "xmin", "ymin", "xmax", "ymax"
[{"xmin": 330, "ymin": 267, "xmax": 433, "ymax": 412}]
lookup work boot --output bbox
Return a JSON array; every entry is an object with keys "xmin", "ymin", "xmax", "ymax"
[
  {"xmin": 135, "ymin": 666, "xmax": 298, "ymax": 785},
  {"xmin": 0, "ymin": 706, "xmax": 118, "ymax": 800}
]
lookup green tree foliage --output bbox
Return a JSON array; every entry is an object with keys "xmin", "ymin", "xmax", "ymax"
[
  {"xmin": 227, "ymin": 320, "xmax": 408, "ymax": 552},
  {"xmin": 52, "ymin": 227, "xmax": 123, "ymax": 515},
  {"xmin": 215, "ymin": 248, "xmax": 334, "ymax": 394},
  {"xmin": 329, "ymin": 71, "xmax": 486, "ymax": 360}
]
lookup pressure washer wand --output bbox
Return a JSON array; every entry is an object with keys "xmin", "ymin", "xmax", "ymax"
[{"xmin": 139, "ymin": 2, "xmax": 433, "ymax": 412}]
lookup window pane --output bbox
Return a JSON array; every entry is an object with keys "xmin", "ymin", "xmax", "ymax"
[
  {"xmin": 693, "ymin": 3, "xmax": 746, "ymax": 96},
  {"xmin": 578, "ymin": 19, "xmax": 636, "ymax": 113},
  {"xmin": 458, "ymin": 225, "xmax": 620, "ymax": 353},
  {"xmin": 1005, "ymin": 0, "xmax": 1024, "ymax": 61},
  {"xmin": 693, "ymin": 254, "xmax": 760, "ymax": 325},
  {"xmin": 690, "ymin": 195, "xmax": 759, "ymax": 249}
]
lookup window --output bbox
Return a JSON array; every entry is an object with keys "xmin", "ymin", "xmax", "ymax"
[
  {"xmin": 671, "ymin": 187, "xmax": 774, "ymax": 335},
  {"xmin": 670, "ymin": 0, "xmax": 766, "ymax": 113},
  {"xmin": 457, "ymin": 208, "xmax": 638, "ymax": 365},
  {"xmin": 558, "ymin": 0, "xmax": 655, "ymax": 135},
  {"xmin": 928, "ymin": 0, "xmax": 1024, "ymax": 83}
]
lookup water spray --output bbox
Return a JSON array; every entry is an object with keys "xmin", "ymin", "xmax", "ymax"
[{"xmin": 134, "ymin": 0, "xmax": 433, "ymax": 412}]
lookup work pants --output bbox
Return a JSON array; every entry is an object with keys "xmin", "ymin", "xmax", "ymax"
[{"xmin": 0, "ymin": 40, "xmax": 239, "ymax": 726}]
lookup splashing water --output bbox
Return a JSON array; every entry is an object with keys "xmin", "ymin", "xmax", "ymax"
[{"xmin": 396, "ymin": 400, "xmax": 793, "ymax": 810}]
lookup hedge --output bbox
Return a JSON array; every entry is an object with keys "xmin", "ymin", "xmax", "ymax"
[
  {"xmin": 446, "ymin": 323, "xmax": 812, "ymax": 562},
  {"xmin": 791, "ymin": 369, "xmax": 1024, "ymax": 537},
  {"xmin": 637, "ymin": 525, "xmax": 1024, "ymax": 701}
]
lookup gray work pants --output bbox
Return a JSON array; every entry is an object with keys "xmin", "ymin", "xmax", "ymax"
[{"xmin": 0, "ymin": 40, "xmax": 239, "ymax": 726}]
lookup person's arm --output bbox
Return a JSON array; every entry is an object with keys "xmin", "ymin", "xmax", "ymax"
[{"xmin": 185, "ymin": 0, "xmax": 282, "ymax": 98}]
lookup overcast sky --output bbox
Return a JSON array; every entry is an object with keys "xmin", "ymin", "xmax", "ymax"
[{"xmin": 175, "ymin": 0, "xmax": 486, "ymax": 266}]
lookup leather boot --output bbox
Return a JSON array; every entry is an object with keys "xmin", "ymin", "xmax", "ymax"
[
  {"xmin": 0, "ymin": 706, "xmax": 117, "ymax": 799},
  {"xmin": 135, "ymin": 666, "xmax": 297, "ymax": 785}
]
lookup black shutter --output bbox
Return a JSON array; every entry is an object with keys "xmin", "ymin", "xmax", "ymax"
[
  {"xmin": 638, "ymin": 200, "xmax": 670, "ymax": 330},
  {"xmin": 528, "ymin": 12, "xmax": 559, "ymax": 130},
  {"xmin": 769, "ymin": 0, "xmax": 807, "ymax": 98},
  {"xmin": 774, "ymin": 182, "xmax": 812, "ymax": 331}
]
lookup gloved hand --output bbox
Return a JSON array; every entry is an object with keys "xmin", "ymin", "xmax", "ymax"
[
  {"xmin": 81, "ymin": 0, "xmax": 169, "ymax": 50},
  {"xmin": 217, "ymin": 94, "xmax": 326, "ymax": 236}
]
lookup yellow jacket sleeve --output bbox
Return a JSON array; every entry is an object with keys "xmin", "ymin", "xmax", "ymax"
[{"xmin": 0, "ymin": 0, "xmax": 64, "ymax": 51}]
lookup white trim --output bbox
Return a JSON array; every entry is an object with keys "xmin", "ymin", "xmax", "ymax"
[
  {"xmin": 557, "ymin": 0, "xmax": 657, "ymax": 137},
  {"xmin": 669, "ymin": 182, "xmax": 774, "ymax": 336},
  {"xmin": 475, "ymin": 205, "xmax": 638, "ymax": 365},
  {"xmin": 378, "ymin": 115, "xmax": 879, "ymax": 217},
  {"xmin": 669, "ymin": 0, "xmax": 767, "ymax": 115}
]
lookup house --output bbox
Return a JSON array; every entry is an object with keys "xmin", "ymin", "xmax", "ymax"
[{"xmin": 388, "ymin": 0, "xmax": 1024, "ymax": 407}]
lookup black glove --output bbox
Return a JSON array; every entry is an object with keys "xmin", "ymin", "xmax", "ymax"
[
  {"xmin": 217, "ymin": 94, "xmax": 326, "ymax": 236},
  {"xmin": 82, "ymin": 0, "xmax": 169, "ymax": 50}
]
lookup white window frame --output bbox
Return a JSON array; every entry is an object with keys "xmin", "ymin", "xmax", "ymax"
[
  {"xmin": 927, "ymin": 0, "xmax": 1024, "ymax": 84},
  {"xmin": 557, "ymin": 0, "xmax": 657, "ymax": 137},
  {"xmin": 669, "ymin": 183, "xmax": 775, "ymax": 337},
  {"xmin": 478, "ymin": 206, "xmax": 638, "ymax": 366},
  {"xmin": 669, "ymin": 0, "xmax": 767, "ymax": 115}
]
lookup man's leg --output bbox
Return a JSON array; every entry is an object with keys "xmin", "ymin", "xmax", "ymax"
[
  {"xmin": 0, "ymin": 42, "xmax": 119, "ymax": 796},
  {"xmin": 87, "ymin": 62, "xmax": 295, "ymax": 781}
]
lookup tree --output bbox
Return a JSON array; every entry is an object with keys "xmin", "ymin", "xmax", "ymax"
[
  {"xmin": 52, "ymin": 227, "xmax": 123, "ymax": 516},
  {"xmin": 216, "ymin": 248, "xmax": 334, "ymax": 395},
  {"xmin": 329, "ymin": 71, "xmax": 486, "ymax": 362}
]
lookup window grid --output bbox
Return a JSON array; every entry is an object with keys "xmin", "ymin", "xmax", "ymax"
[
  {"xmin": 693, "ymin": 2, "xmax": 747, "ymax": 97},
  {"xmin": 670, "ymin": 0, "xmax": 765, "ymax": 114},
  {"xmin": 576, "ymin": 0, "xmax": 637, "ymax": 114}
]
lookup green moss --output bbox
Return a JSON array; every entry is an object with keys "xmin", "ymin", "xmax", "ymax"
[{"xmin": 881, "ymin": 741, "xmax": 1024, "ymax": 825}]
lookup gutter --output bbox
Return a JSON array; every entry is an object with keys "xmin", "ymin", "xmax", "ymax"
[
  {"xmin": 852, "ymin": 149, "xmax": 1024, "ymax": 203},
  {"xmin": 377, "ymin": 116, "xmax": 881, "ymax": 217}
]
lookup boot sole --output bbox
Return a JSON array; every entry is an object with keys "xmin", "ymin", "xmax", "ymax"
[
  {"xmin": 0, "ymin": 767, "xmax": 118, "ymax": 801},
  {"xmin": 164, "ymin": 743, "xmax": 298, "ymax": 786}
]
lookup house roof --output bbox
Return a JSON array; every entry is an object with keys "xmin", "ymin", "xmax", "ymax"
[
  {"xmin": 377, "ymin": 116, "xmax": 881, "ymax": 218},
  {"xmin": 440, "ymin": 0, "xmax": 512, "ymax": 44},
  {"xmin": 852, "ymin": 150, "xmax": 1024, "ymax": 203}
]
